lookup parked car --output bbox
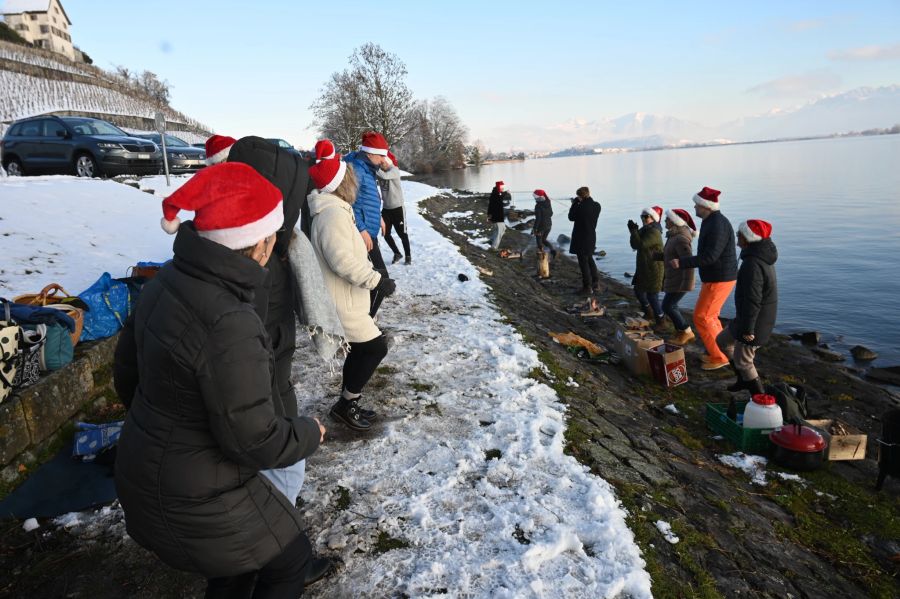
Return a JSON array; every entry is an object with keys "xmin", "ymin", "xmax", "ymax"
[
  {"xmin": 1, "ymin": 116, "xmax": 163, "ymax": 177},
  {"xmin": 133, "ymin": 133, "xmax": 207, "ymax": 173},
  {"xmin": 265, "ymin": 138, "xmax": 309, "ymax": 158}
]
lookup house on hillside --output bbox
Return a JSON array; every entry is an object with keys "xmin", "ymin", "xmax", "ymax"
[{"xmin": 0, "ymin": 0, "xmax": 74, "ymax": 61}]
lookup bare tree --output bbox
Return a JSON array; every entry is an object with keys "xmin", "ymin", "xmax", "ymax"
[
  {"xmin": 400, "ymin": 97, "xmax": 468, "ymax": 172},
  {"xmin": 311, "ymin": 43, "xmax": 415, "ymax": 151}
]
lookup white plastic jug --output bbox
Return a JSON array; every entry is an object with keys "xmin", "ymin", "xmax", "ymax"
[{"xmin": 742, "ymin": 394, "xmax": 783, "ymax": 429}]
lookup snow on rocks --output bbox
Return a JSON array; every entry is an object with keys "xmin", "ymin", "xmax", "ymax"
[
  {"xmin": 718, "ymin": 452, "xmax": 768, "ymax": 486},
  {"xmin": 663, "ymin": 403, "xmax": 680, "ymax": 415},
  {"xmin": 0, "ymin": 175, "xmax": 177, "ymax": 297},
  {"xmin": 22, "ymin": 517, "xmax": 39, "ymax": 532},
  {"xmin": 295, "ymin": 181, "xmax": 652, "ymax": 598},
  {"xmin": 654, "ymin": 520, "xmax": 679, "ymax": 544}
]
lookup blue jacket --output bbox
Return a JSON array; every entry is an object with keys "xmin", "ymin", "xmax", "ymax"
[{"xmin": 344, "ymin": 151, "xmax": 382, "ymax": 238}]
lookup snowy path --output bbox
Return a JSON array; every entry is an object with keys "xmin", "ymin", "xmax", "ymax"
[{"xmin": 295, "ymin": 181, "xmax": 651, "ymax": 598}]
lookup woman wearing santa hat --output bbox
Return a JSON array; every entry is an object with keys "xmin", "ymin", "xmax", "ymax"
[
  {"xmin": 307, "ymin": 157, "xmax": 396, "ymax": 432},
  {"xmin": 113, "ymin": 162, "xmax": 328, "ymax": 597},
  {"xmin": 660, "ymin": 208, "xmax": 698, "ymax": 344},
  {"xmin": 488, "ymin": 181, "xmax": 510, "ymax": 249},
  {"xmin": 627, "ymin": 206, "xmax": 665, "ymax": 325},
  {"xmin": 716, "ymin": 219, "xmax": 778, "ymax": 395}
]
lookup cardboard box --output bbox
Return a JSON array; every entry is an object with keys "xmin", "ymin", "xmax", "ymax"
[
  {"xmin": 615, "ymin": 324, "xmax": 663, "ymax": 376},
  {"xmin": 624, "ymin": 316, "xmax": 651, "ymax": 330},
  {"xmin": 647, "ymin": 343, "xmax": 689, "ymax": 387},
  {"xmin": 806, "ymin": 419, "xmax": 867, "ymax": 460}
]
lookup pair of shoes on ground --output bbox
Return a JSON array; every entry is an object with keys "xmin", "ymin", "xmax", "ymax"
[
  {"xmin": 391, "ymin": 253, "xmax": 412, "ymax": 265},
  {"xmin": 330, "ymin": 397, "xmax": 378, "ymax": 431},
  {"xmin": 727, "ymin": 361, "xmax": 765, "ymax": 393}
]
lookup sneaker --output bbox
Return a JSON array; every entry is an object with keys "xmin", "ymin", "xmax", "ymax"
[
  {"xmin": 404, "ymin": 256, "xmax": 411, "ymax": 265},
  {"xmin": 391, "ymin": 253, "xmax": 403, "ymax": 264},
  {"xmin": 701, "ymin": 359, "xmax": 730, "ymax": 371},
  {"xmin": 329, "ymin": 398, "xmax": 372, "ymax": 431}
]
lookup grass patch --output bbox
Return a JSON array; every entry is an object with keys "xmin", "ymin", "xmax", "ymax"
[
  {"xmin": 376, "ymin": 365, "xmax": 399, "ymax": 375},
  {"xmin": 663, "ymin": 425, "xmax": 705, "ymax": 451},
  {"xmin": 423, "ymin": 402, "xmax": 442, "ymax": 416},
  {"xmin": 484, "ymin": 448, "xmax": 502, "ymax": 461},
  {"xmin": 334, "ymin": 486, "xmax": 351, "ymax": 511},
  {"xmin": 411, "ymin": 381, "xmax": 435, "ymax": 392},
  {"xmin": 372, "ymin": 531, "xmax": 410, "ymax": 555}
]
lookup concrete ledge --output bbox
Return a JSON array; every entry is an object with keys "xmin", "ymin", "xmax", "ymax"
[{"xmin": 0, "ymin": 335, "xmax": 118, "ymax": 470}]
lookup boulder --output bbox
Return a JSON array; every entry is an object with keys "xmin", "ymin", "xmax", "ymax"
[
  {"xmin": 791, "ymin": 331, "xmax": 820, "ymax": 345},
  {"xmin": 850, "ymin": 345, "xmax": 878, "ymax": 361},
  {"xmin": 557, "ymin": 234, "xmax": 571, "ymax": 245},
  {"xmin": 812, "ymin": 347, "xmax": 844, "ymax": 362}
]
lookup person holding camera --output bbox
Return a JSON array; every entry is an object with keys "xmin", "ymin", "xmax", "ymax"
[
  {"xmin": 568, "ymin": 186, "xmax": 602, "ymax": 293},
  {"xmin": 308, "ymin": 157, "xmax": 396, "ymax": 432},
  {"xmin": 628, "ymin": 206, "xmax": 664, "ymax": 324}
]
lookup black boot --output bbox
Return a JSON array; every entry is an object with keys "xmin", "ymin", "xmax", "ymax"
[
  {"xmin": 303, "ymin": 556, "xmax": 334, "ymax": 587},
  {"xmin": 330, "ymin": 398, "xmax": 371, "ymax": 431},
  {"xmin": 746, "ymin": 377, "xmax": 765, "ymax": 396},
  {"xmin": 726, "ymin": 361, "xmax": 748, "ymax": 392}
]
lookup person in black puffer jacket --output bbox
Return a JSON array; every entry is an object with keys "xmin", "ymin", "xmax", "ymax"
[
  {"xmin": 487, "ymin": 180, "xmax": 509, "ymax": 249},
  {"xmin": 531, "ymin": 188, "xmax": 556, "ymax": 257},
  {"xmin": 716, "ymin": 219, "xmax": 778, "ymax": 395},
  {"xmin": 113, "ymin": 163, "xmax": 326, "ymax": 598}
]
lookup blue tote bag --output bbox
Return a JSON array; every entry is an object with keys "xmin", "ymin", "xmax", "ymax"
[{"xmin": 78, "ymin": 273, "xmax": 131, "ymax": 341}]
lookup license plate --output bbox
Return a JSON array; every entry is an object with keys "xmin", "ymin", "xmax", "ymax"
[{"xmin": 138, "ymin": 153, "xmax": 150, "ymax": 159}]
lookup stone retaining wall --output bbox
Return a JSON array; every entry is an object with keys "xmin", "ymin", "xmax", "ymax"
[{"xmin": 0, "ymin": 335, "xmax": 118, "ymax": 481}]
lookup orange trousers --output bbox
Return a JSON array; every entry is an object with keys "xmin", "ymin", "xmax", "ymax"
[{"xmin": 693, "ymin": 281, "xmax": 736, "ymax": 363}]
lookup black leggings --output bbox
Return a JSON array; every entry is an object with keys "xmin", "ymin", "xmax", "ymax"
[
  {"xmin": 205, "ymin": 532, "xmax": 310, "ymax": 599},
  {"xmin": 368, "ymin": 239, "xmax": 387, "ymax": 317},
  {"xmin": 534, "ymin": 230, "xmax": 553, "ymax": 253},
  {"xmin": 382, "ymin": 207, "xmax": 411, "ymax": 259},
  {"xmin": 343, "ymin": 335, "xmax": 389, "ymax": 395}
]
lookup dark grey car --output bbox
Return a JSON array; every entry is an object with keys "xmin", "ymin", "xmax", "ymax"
[
  {"xmin": 133, "ymin": 133, "xmax": 207, "ymax": 173},
  {"xmin": 0, "ymin": 115, "xmax": 162, "ymax": 177}
]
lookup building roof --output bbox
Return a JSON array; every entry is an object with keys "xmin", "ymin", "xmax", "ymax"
[{"xmin": 0, "ymin": 0, "xmax": 71, "ymax": 25}]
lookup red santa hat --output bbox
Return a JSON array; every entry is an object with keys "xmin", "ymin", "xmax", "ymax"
[
  {"xmin": 309, "ymin": 157, "xmax": 348, "ymax": 194},
  {"xmin": 205, "ymin": 134, "xmax": 237, "ymax": 165},
  {"xmin": 496, "ymin": 180, "xmax": 506, "ymax": 192},
  {"xmin": 359, "ymin": 131, "xmax": 389, "ymax": 156},
  {"xmin": 693, "ymin": 186, "xmax": 721, "ymax": 211},
  {"xmin": 666, "ymin": 208, "xmax": 698, "ymax": 237},
  {"xmin": 641, "ymin": 205, "xmax": 663, "ymax": 223},
  {"xmin": 385, "ymin": 151, "xmax": 398, "ymax": 167},
  {"xmin": 533, "ymin": 189, "xmax": 548, "ymax": 201},
  {"xmin": 314, "ymin": 139, "xmax": 337, "ymax": 162},
  {"xmin": 739, "ymin": 219, "xmax": 772, "ymax": 243},
  {"xmin": 160, "ymin": 162, "xmax": 284, "ymax": 249}
]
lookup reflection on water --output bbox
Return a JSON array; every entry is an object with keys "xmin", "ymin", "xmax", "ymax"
[{"xmin": 419, "ymin": 135, "xmax": 900, "ymax": 364}]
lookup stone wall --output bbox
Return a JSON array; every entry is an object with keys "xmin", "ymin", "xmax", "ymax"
[{"xmin": 0, "ymin": 334, "xmax": 118, "ymax": 481}]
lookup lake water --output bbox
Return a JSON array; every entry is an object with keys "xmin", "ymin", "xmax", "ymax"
[{"xmin": 419, "ymin": 135, "xmax": 900, "ymax": 366}]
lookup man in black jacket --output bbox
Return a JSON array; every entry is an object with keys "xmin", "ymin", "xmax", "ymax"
[
  {"xmin": 487, "ymin": 180, "xmax": 509, "ymax": 249},
  {"xmin": 568, "ymin": 186, "xmax": 602, "ymax": 293},
  {"xmin": 669, "ymin": 186, "xmax": 737, "ymax": 370},
  {"xmin": 717, "ymin": 219, "xmax": 778, "ymax": 394}
]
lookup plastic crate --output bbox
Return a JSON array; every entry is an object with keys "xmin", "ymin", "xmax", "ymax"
[{"xmin": 705, "ymin": 401, "xmax": 773, "ymax": 454}]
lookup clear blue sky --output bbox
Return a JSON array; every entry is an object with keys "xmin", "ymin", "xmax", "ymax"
[{"xmin": 63, "ymin": 0, "xmax": 900, "ymax": 149}]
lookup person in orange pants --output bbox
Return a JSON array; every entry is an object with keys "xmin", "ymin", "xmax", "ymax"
[{"xmin": 669, "ymin": 186, "xmax": 737, "ymax": 370}]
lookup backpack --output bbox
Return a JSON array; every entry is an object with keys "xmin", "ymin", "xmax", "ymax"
[{"xmin": 765, "ymin": 382, "xmax": 809, "ymax": 425}]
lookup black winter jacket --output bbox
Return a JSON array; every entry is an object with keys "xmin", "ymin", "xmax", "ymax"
[
  {"xmin": 729, "ymin": 238, "xmax": 778, "ymax": 346},
  {"xmin": 679, "ymin": 210, "xmax": 737, "ymax": 283},
  {"xmin": 113, "ymin": 224, "xmax": 321, "ymax": 578},
  {"xmin": 228, "ymin": 136, "xmax": 315, "ymax": 415},
  {"xmin": 488, "ymin": 189, "xmax": 508, "ymax": 222},
  {"xmin": 567, "ymin": 196, "xmax": 601, "ymax": 254},
  {"xmin": 533, "ymin": 198, "xmax": 553, "ymax": 233}
]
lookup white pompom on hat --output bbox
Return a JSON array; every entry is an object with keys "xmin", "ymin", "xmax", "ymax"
[
  {"xmin": 739, "ymin": 219, "xmax": 772, "ymax": 243},
  {"xmin": 160, "ymin": 162, "xmax": 284, "ymax": 249}
]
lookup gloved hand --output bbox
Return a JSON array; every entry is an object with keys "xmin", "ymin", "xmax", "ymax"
[
  {"xmin": 627, "ymin": 219, "xmax": 639, "ymax": 232},
  {"xmin": 375, "ymin": 274, "xmax": 396, "ymax": 298}
]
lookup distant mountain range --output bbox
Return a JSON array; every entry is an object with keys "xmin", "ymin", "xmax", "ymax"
[{"xmin": 521, "ymin": 86, "xmax": 900, "ymax": 155}]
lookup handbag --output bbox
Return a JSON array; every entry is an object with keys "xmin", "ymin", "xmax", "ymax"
[
  {"xmin": 78, "ymin": 273, "xmax": 132, "ymax": 342},
  {"xmin": 13, "ymin": 284, "xmax": 87, "ymax": 346},
  {"xmin": 127, "ymin": 261, "xmax": 166, "ymax": 280},
  {"xmin": 0, "ymin": 301, "xmax": 22, "ymax": 403},
  {"xmin": 12, "ymin": 326, "xmax": 44, "ymax": 388},
  {"xmin": 23, "ymin": 323, "xmax": 72, "ymax": 371}
]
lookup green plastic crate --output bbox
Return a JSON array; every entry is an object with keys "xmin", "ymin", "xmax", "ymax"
[{"xmin": 705, "ymin": 401, "xmax": 774, "ymax": 454}]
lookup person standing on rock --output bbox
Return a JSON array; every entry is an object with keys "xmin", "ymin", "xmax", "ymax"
[
  {"xmin": 532, "ymin": 189, "xmax": 556, "ymax": 258},
  {"xmin": 488, "ymin": 180, "xmax": 509, "ymax": 249},
  {"xmin": 717, "ymin": 219, "xmax": 778, "ymax": 395},
  {"xmin": 659, "ymin": 208, "xmax": 698, "ymax": 345},
  {"xmin": 114, "ymin": 163, "xmax": 329, "ymax": 597},
  {"xmin": 568, "ymin": 186, "xmax": 602, "ymax": 294},
  {"xmin": 307, "ymin": 157, "xmax": 396, "ymax": 432},
  {"xmin": 378, "ymin": 151, "xmax": 411, "ymax": 265},
  {"xmin": 628, "ymin": 206, "xmax": 664, "ymax": 325},
  {"xmin": 344, "ymin": 131, "xmax": 392, "ymax": 316},
  {"xmin": 669, "ymin": 186, "xmax": 737, "ymax": 370}
]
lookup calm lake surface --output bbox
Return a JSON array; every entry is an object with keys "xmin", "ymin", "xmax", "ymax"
[{"xmin": 420, "ymin": 135, "xmax": 900, "ymax": 366}]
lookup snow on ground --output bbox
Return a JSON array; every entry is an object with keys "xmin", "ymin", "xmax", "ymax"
[
  {"xmin": 137, "ymin": 174, "xmax": 193, "ymax": 196},
  {"xmin": 654, "ymin": 521, "xmax": 679, "ymax": 545},
  {"xmin": 0, "ymin": 175, "xmax": 178, "ymax": 297},
  {"xmin": 294, "ymin": 180, "xmax": 651, "ymax": 598},
  {"xmin": 718, "ymin": 453, "xmax": 768, "ymax": 486},
  {"xmin": 15, "ymin": 177, "xmax": 652, "ymax": 597}
]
